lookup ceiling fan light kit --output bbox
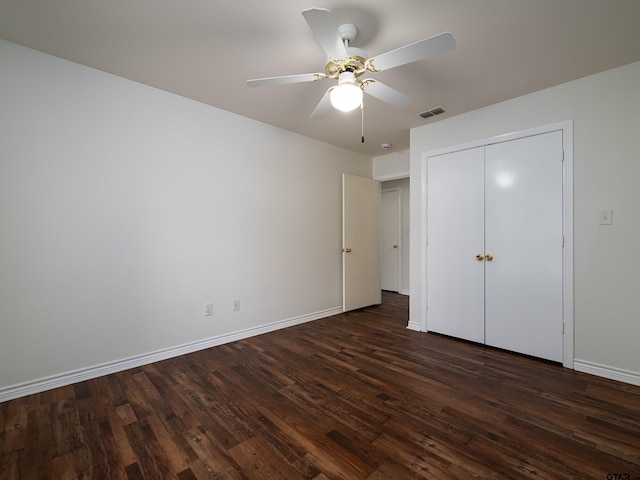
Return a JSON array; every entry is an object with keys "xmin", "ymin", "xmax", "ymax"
[
  {"xmin": 247, "ymin": 7, "xmax": 455, "ymax": 139},
  {"xmin": 330, "ymin": 71, "xmax": 363, "ymax": 112}
]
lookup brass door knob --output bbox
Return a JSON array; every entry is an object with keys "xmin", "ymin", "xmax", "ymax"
[
  {"xmin": 476, "ymin": 253, "xmax": 484, "ymax": 261},
  {"xmin": 343, "ymin": 247, "xmax": 352, "ymax": 253},
  {"xmin": 485, "ymin": 253, "xmax": 494, "ymax": 261}
]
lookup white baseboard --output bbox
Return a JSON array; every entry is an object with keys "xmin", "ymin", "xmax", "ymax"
[
  {"xmin": 574, "ymin": 359, "xmax": 640, "ymax": 387},
  {"xmin": 399, "ymin": 289, "xmax": 410, "ymax": 296},
  {"xmin": 406, "ymin": 321, "xmax": 422, "ymax": 332},
  {"xmin": 0, "ymin": 306, "xmax": 343, "ymax": 403}
]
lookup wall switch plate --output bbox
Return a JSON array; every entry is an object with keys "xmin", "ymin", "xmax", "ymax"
[
  {"xmin": 598, "ymin": 209, "xmax": 613, "ymax": 225},
  {"xmin": 233, "ymin": 300, "xmax": 240, "ymax": 311},
  {"xmin": 204, "ymin": 303, "xmax": 213, "ymax": 316}
]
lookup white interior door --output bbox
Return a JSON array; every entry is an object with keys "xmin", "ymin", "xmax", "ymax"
[
  {"xmin": 343, "ymin": 174, "xmax": 381, "ymax": 312},
  {"xmin": 427, "ymin": 147, "xmax": 485, "ymax": 343},
  {"xmin": 484, "ymin": 131, "xmax": 564, "ymax": 362},
  {"xmin": 380, "ymin": 189, "xmax": 400, "ymax": 292}
]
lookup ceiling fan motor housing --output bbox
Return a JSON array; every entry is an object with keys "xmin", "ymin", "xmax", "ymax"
[
  {"xmin": 323, "ymin": 23, "xmax": 370, "ymax": 79},
  {"xmin": 325, "ymin": 53, "xmax": 369, "ymax": 79}
]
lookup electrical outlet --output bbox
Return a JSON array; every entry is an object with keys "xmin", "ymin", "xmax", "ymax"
[
  {"xmin": 233, "ymin": 300, "xmax": 240, "ymax": 311},
  {"xmin": 204, "ymin": 303, "xmax": 213, "ymax": 316}
]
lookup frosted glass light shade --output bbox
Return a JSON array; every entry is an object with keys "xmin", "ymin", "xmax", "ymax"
[{"xmin": 330, "ymin": 71, "xmax": 363, "ymax": 112}]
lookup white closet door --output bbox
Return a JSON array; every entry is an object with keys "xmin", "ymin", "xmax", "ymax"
[
  {"xmin": 427, "ymin": 147, "xmax": 485, "ymax": 343},
  {"xmin": 484, "ymin": 131, "xmax": 564, "ymax": 362}
]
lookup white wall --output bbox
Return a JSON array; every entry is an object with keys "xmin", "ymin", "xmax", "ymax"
[
  {"xmin": 373, "ymin": 150, "xmax": 409, "ymax": 180},
  {"xmin": 0, "ymin": 40, "xmax": 372, "ymax": 400},
  {"xmin": 410, "ymin": 60, "xmax": 640, "ymax": 384}
]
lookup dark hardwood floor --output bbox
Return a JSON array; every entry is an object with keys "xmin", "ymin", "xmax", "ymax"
[{"xmin": 2, "ymin": 291, "xmax": 639, "ymax": 479}]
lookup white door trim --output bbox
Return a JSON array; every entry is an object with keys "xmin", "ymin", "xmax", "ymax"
[{"xmin": 419, "ymin": 120, "xmax": 574, "ymax": 368}]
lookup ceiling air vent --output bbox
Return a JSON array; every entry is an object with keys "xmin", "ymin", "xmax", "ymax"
[{"xmin": 419, "ymin": 106, "xmax": 446, "ymax": 119}]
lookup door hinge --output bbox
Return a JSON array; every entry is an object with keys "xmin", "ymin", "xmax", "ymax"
[
  {"xmin": 562, "ymin": 322, "xmax": 565, "ymax": 334},
  {"xmin": 562, "ymin": 236, "xmax": 565, "ymax": 247},
  {"xmin": 561, "ymin": 149, "xmax": 565, "ymax": 162}
]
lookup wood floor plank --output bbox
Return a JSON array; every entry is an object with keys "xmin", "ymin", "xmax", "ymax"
[
  {"xmin": 50, "ymin": 398, "xmax": 83, "ymax": 458},
  {"xmin": 257, "ymin": 400, "xmax": 378, "ymax": 479},
  {"xmin": 50, "ymin": 451, "xmax": 78, "ymax": 480},
  {"xmin": 177, "ymin": 467, "xmax": 198, "ymax": 480},
  {"xmin": 227, "ymin": 436, "xmax": 303, "ymax": 480},
  {"xmin": 373, "ymin": 416, "xmax": 492, "ymax": 479},
  {"xmin": 124, "ymin": 462, "xmax": 145, "ymax": 480},
  {"xmin": 123, "ymin": 419, "xmax": 177, "ymax": 480},
  {"xmin": 106, "ymin": 407, "xmax": 138, "ymax": 468},
  {"xmin": 2, "ymin": 292, "xmax": 640, "ymax": 479},
  {"xmin": 75, "ymin": 396, "xmax": 112, "ymax": 478},
  {"xmin": 183, "ymin": 425, "xmax": 246, "ymax": 479},
  {"xmin": 0, "ymin": 397, "xmax": 28, "ymax": 455}
]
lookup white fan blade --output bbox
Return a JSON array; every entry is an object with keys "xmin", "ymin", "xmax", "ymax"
[
  {"xmin": 364, "ymin": 80, "xmax": 412, "ymax": 109},
  {"xmin": 369, "ymin": 32, "xmax": 455, "ymax": 71},
  {"xmin": 302, "ymin": 8, "xmax": 348, "ymax": 60},
  {"xmin": 247, "ymin": 73, "xmax": 324, "ymax": 88},
  {"xmin": 310, "ymin": 89, "xmax": 333, "ymax": 119}
]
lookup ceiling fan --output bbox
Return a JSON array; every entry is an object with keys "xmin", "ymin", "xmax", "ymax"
[{"xmin": 247, "ymin": 8, "xmax": 456, "ymax": 119}]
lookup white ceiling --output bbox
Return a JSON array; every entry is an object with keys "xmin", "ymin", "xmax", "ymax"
[{"xmin": 1, "ymin": 0, "xmax": 640, "ymax": 156}]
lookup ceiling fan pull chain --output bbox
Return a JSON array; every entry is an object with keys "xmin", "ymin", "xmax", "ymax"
[{"xmin": 361, "ymin": 99, "xmax": 365, "ymax": 143}]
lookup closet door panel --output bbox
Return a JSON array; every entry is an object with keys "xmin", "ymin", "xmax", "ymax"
[
  {"xmin": 484, "ymin": 131, "xmax": 564, "ymax": 362},
  {"xmin": 427, "ymin": 148, "xmax": 485, "ymax": 343}
]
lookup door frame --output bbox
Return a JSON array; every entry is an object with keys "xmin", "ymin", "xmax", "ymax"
[
  {"xmin": 380, "ymin": 187, "xmax": 402, "ymax": 292},
  {"xmin": 418, "ymin": 120, "xmax": 574, "ymax": 368}
]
